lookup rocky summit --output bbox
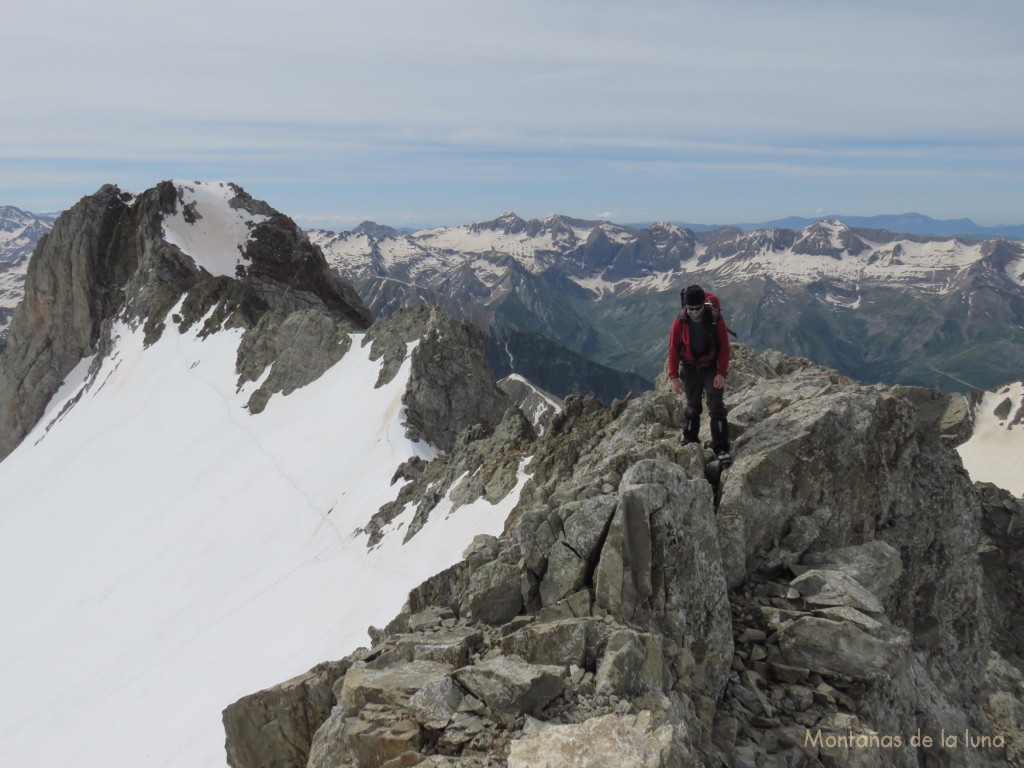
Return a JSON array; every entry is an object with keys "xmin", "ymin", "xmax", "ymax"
[
  {"xmin": 0, "ymin": 181, "xmax": 372, "ymax": 461},
  {"xmin": 224, "ymin": 345, "xmax": 1024, "ymax": 767}
]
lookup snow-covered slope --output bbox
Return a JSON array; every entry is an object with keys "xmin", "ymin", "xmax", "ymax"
[
  {"xmin": 0, "ymin": 191, "xmax": 529, "ymax": 768},
  {"xmin": 958, "ymin": 380, "xmax": 1024, "ymax": 497}
]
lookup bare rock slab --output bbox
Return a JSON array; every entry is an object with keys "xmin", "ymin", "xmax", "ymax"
[
  {"xmin": 223, "ymin": 659, "xmax": 349, "ymax": 768},
  {"xmin": 790, "ymin": 568, "xmax": 884, "ymax": 614},
  {"xmin": 453, "ymin": 656, "xmax": 564, "ymax": 724},
  {"xmin": 779, "ymin": 616, "xmax": 910, "ymax": 681},
  {"xmin": 507, "ymin": 714, "xmax": 688, "ymax": 768}
]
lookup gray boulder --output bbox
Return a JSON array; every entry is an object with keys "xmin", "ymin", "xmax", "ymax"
[
  {"xmin": 307, "ymin": 661, "xmax": 454, "ymax": 768},
  {"xmin": 308, "ymin": 709, "xmax": 422, "ymax": 768},
  {"xmin": 541, "ymin": 495, "xmax": 618, "ymax": 605},
  {"xmin": 393, "ymin": 628, "xmax": 483, "ymax": 668},
  {"xmin": 798, "ymin": 540, "xmax": 903, "ymax": 599},
  {"xmin": 499, "ymin": 618, "xmax": 603, "ymax": 668},
  {"xmin": 334, "ymin": 660, "xmax": 455, "ymax": 719},
  {"xmin": 222, "ymin": 659, "xmax": 350, "ymax": 768},
  {"xmin": 406, "ymin": 677, "xmax": 466, "ymax": 730},
  {"xmin": 790, "ymin": 569, "xmax": 884, "ymax": 614},
  {"xmin": 779, "ymin": 616, "xmax": 910, "ymax": 680},
  {"xmin": 463, "ymin": 558, "xmax": 523, "ymax": 625},
  {"xmin": 595, "ymin": 629, "xmax": 666, "ymax": 697},
  {"xmin": 452, "ymin": 656, "xmax": 564, "ymax": 724}
]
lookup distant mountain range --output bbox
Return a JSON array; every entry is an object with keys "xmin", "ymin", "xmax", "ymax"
[
  {"xmin": 5, "ymin": 202, "xmax": 1024, "ymax": 394},
  {"xmin": 311, "ymin": 213, "xmax": 1024, "ymax": 393},
  {"xmin": 0, "ymin": 206, "xmax": 56, "ymax": 350},
  {"xmin": 671, "ymin": 212, "xmax": 1024, "ymax": 240}
]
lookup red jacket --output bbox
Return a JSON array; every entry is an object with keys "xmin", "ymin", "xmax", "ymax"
[{"xmin": 668, "ymin": 310, "xmax": 730, "ymax": 379}]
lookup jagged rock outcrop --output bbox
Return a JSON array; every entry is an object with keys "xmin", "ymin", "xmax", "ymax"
[
  {"xmin": 0, "ymin": 181, "xmax": 372, "ymax": 458},
  {"xmin": 360, "ymin": 405, "xmax": 535, "ymax": 549},
  {"xmin": 495, "ymin": 375, "xmax": 561, "ymax": 434},
  {"xmin": 224, "ymin": 344, "xmax": 1024, "ymax": 768},
  {"xmin": 223, "ymin": 659, "xmax": 353, "ymax": 768},
  {"xmin": 362, "ymin": 304, "xmax": 513, "ymax": 453},
  {"xmin": 976, "ymin": 483, "xmax": 1024, "ymax": 668}
]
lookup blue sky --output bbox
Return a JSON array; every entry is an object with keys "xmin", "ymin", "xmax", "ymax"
[{"xmin": 3, "ymin": 0, "xmax": 1023, "ymax": 229}]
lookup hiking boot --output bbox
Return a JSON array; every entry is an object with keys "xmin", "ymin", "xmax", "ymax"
[
  {"xmin": 711, "ymin": 416, "xmax": 730, "ymax": 450},
  {"xmin": 680, "ymin": 435, "xmax": 700, "ymax": 446},
  {"xmin": 714, "ymin": 449, "xmax": 732, "ymax": 466}
]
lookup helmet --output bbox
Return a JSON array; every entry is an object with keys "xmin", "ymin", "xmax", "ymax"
[{"xmin": 682, "ymin": 284, "xmax": 706, "ymax": 308}]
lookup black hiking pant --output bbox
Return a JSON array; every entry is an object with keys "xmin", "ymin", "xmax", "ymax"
[{"xmin": 681, "ymin": 365, "xmax": 729, "ymax": 452}]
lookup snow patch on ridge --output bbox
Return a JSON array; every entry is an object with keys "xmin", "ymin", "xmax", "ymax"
[
  {"xmin": 1008, "ymin": 254, "xmax": 1024, "ymax": 287},
  {"xmin": 958, "ymin": 381, "xmax": 1024, "ymax": 497},
  {"xmin": 162, "ymin": 181, "xmax": 269, "ymax": 278}
]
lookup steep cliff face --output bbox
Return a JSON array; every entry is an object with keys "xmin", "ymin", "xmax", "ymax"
[
  {"xmin": 0, "ymin": 185, "xmax": 132, "ymax": 458},
  {"xmin": 224, "ymin": 346, "xmax": 1023, "ymax": 767},
  {"xmin": 0, "ymin": 181, "xmax": 372, "ymax": 460}
]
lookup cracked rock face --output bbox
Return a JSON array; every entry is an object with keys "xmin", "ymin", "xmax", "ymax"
[
  {"xmin": 0, "ymin": 185, "xmax": 133, "ymax": 459},
  {"xmin": 224, "ymin": 344, "xmax": 1024, "ymax": 768},
  {"xmin": 363, "ymin": 304, "xmax": 512, "ymax": 453}
]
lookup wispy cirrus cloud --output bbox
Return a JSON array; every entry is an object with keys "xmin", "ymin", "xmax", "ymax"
[{"xmin": 3, "ymin": 0, "xmax": 1023, "ymax": 226}]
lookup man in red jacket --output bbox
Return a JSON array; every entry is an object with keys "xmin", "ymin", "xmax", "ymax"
[{"xmin": 668, "ymin": 284, "xmax": 731, "ymax": 461}]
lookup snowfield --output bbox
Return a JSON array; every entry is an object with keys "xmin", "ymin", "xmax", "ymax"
[
  {"xmin": 0, "ymin": 308, "xmax": 529, "ymax": 768},
  {"xmin": 162, "ymin": 181, "xmax": 269, "ymax": 277},
  {"xmin": 958, "ymin": 381, "xmax": 1024, "ymax": 497}
]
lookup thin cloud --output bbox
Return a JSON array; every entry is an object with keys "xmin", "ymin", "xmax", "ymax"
[{"xmin": 2, "ymin": 0, "xmax": 1023, "ymax": 224}]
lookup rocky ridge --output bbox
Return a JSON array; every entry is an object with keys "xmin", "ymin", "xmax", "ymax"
[{"xmin": 224, "ymin": 346, "xmax": 1024, "ymax": 767}]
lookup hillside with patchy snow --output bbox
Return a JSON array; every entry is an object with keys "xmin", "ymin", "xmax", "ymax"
[
  {"xmin": 312, "ymin": 215, "xmax": 1024, "ymax": 391},
  {"xmin": 312, "ymin": 216, "xmax": 1024, "ymax": 297},
  {"xmin": 0, "ymin": 315, "xmax": 527, "ymax": 768}
]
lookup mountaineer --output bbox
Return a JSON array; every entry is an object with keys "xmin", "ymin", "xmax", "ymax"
[{"xmin": 668, "ymin": 284, "xmax": 731, "ymax": 463}]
